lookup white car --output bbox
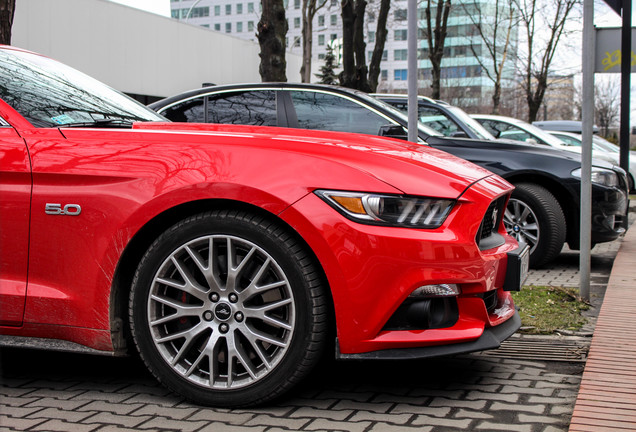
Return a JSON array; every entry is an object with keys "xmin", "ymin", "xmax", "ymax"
[
  {"xmin": 548, "ymin": 131, "xmax": 636, "ymax": 192},
  {"xmin": 472, "ymin": 113, "xmax": 621, "ymax": 166}
]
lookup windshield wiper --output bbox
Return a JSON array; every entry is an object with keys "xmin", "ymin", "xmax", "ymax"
[{"xmin": 58, "ymin": 118, "xmax": 134, "ymax": 128}]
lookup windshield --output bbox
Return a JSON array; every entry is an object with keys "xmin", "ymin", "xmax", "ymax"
[
  {"xmin": 0, "ymin": 48, "xmax": 165, "ymax": 127},
  {"xmin": 516, "ymin": 120, "xmax": 569, "ymax": 147},
  {"xmin": 446, "ymin": 106, "xmax": 496, "ymax": 140},
  {"xmin": 354, "ymin": 92, "xmax": 444, "ymax": 138}
]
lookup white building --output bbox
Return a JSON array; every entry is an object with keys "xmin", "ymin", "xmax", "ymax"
[
  {"xmin": 11, "ymin": 0, "xmax": 305, "ymax": 102},
  {"xmin": 171, "ymin": 0, "xmax": 518, "ymax": 109}
]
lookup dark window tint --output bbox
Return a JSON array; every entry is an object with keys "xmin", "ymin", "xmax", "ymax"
[
  {"xmin": 161, "ymin": 97, "xmax": 205, "ymax": 122},
  {"xmin": 290, "ymin": 91, "xmax": 390, "ymax": 135},
  {"xmin": 207, "ymin": 91, "xmax": 277, "ymax": 126}
]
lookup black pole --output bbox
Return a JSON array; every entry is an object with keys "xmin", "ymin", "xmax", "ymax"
[{"xmin": 619, "ymin": 0, "xmax": 631, "ymax": 180}]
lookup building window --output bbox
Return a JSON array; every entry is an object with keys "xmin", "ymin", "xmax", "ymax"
[
  {"xmin": 294, "ymin": 37, "xmax": 301, "ymax": 47},
  {"xmin": 201, "ymin": 24, "xmax": 209, "ymax": 28},
  {"xmin": 330, "ymin": 14, "xmax": 337, "ymax": 26},
  {"xmin": 189, "ymin": 7, "xmax": 209, "ymax": 18},
  {"xmin": 394, "ymin": 9, "xmax": 407, "ymax": 20},
  {"xmin": 394, "ymin": 69, "xmax": 408, "ymax": 81},
  {"xmin": 318, "ymin": 53, "xmax": 326, "ymax": 60},
  {"xmin": 368, "ymin": 31, "xmax": 375, "ymax": 43},
  {"xmin": 394, "ymin": 49, "xmax": 407, "ymax": 61},
  {"xmin": 331, "ymin": 33, "xmax": 337, "ymax": 41},
  {"xmin": 394, "ymin": 29, "xmax": 407, "ymax": 41},
  {"xmin": 237, "ymin": 3, "xmax": 243, "ymax": 14},
  {"xmin": 318, "ymin": 15, "xmax": 325, "ymax": 27},
  {"xmin": 318, "ymin": 34, "xmax": 325, "ymax": 45},
  {"xmin": 418, "ymin": 48, "xmax": 429, "ymax": 60},
  {"xmin": 248, "ymin": 21, "xmax": 254, "ymax": 32},
  {"xmin": 382, "ymin": 50, "xmax": 388, "ymax": 61},
  {"xmin": 331, "ymin": 0, "xmax": 337, "ymax": 6},
  {"xmin": 214, "ymin": 23, "xmax": 221, "ymax": 31},
  {"xmin": 237, "ymin": 21, "xmax": 243, "ymax": 32},
  {"xmin": 381, "ymin": 70, "xmax": 388, "ymax": 81},
  {"xmin": 226, "ymin": 4, "xmax": 231, "ymax": 15},
  {"xmin": 214, "ymin": 5, "xmax": 220, "ymax": 16},
  {"xmin": 171, "ymin": 10, "xmax": 179, "ymax": 18},
  {"xmin": 368, "ymin": 12, "xmax": 375, "ymax": 22},
  {"xmin": 248, "ymin": 2, "xmax": 254, "ymax": 13},
  {"xmin": 295, "ymin": 0, "xmax": 300, "ymax": 9},
  {"xmin": 294, "ymin": 17, "xmax": 301, "ymax": 28},
  {"xmin": 226, "ymin": 22, "xmax": 232, "ymax": 32}
]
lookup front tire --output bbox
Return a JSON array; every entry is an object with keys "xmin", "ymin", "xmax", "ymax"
[
  {"xmin": 504, "ymin": 183, "xmax": 566, "ymax": 267},
  {"xmin": 129, "ymin": 210, "xmax": 328, "ymax": 407}
]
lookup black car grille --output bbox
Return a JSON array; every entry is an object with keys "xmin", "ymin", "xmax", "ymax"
[{"xmin": 476, "ymin": 195, "xmax": 507, "ymax": 250}]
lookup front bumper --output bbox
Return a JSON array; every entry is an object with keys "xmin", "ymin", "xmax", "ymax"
[
  {"xmin": 336, "ymin": 311, "xmax": 521, "ymax": 360},
  {"xmin": 282, "ymin": 175, "xmax": 522, "ymax": 356}
]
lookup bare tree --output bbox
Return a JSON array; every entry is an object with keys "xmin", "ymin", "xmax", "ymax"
[
  {"xmin": 300, "ymin": 0, "xmax": 328, "ymax": 82},
  {"xmin": 422, "ymin": 0, "xmax": 452, "ymax": 99},
  {"xmin": 595, "ymin": 78, "xmax": 620, "ymax": 137},
  {"xmin": 457, "ymin": 0, "xmax": 516, "ymax": 114},
  {"xmin": 514, "ymin": 0, "xmax": 579, "ymax": 122},
  {"xmin": 367, "ymin": 0, "xmax": 390, "ymax": 91},
  {"xmin": 339, "ymin": 0, "xmax": 372, "ymax": 91},
  {"xmin": 258, "ymin": 0, "xmax": 288, "ymax": 82},
  {"xmin": 0, "ymin": 0, "xmax": 16, "ymax": 45}
]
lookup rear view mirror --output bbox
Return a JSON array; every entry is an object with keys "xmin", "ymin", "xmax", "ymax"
[{"xmin": 379, "ymin": 124, "xmax": 408, "ymax": 140}]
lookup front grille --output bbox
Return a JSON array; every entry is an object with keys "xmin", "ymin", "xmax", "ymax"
[{"xmin": 476, "ymin": 195, "xmax": 507, "ymax": 250}]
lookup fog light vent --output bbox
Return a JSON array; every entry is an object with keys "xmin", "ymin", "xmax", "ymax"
[{"xmin": 410, "ymin": 284, "xmax": 460, "ymax": 298}]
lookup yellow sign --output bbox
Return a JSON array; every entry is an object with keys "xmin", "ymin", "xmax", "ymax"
[{"xmin": 595, "ymin": 27, "xmax": 636, "ymax": 73}]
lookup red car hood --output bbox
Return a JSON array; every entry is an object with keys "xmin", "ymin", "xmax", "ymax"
[{"xmin": 132, "ymin": 122, "xmax": 502, "ymax": 198}]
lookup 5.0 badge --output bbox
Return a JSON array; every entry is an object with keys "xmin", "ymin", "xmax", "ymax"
[{"xmin": 45, "ymin": 203, "xmax": 82, "ymax": 216}]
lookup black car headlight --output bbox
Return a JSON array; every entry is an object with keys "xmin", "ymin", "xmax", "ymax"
[
  {"xmin": 571, "ymin": 167, "xmax": 619, "ymax": 187},
  {"xmin": 315, "ymin": 190, "xmax": 455, "ymax": 228}
]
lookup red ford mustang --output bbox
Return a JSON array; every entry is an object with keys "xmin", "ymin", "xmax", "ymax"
[{"xmin": 0, "ymin": 46, "xmax": 527, "ymax": 406}]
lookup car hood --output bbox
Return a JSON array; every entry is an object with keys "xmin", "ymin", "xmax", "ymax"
[{"xmin": 132, "ymin": 122, "xmax": 501, "ymax": 198}]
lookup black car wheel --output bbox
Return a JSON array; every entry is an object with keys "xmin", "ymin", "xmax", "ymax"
[
  {"xmin": 504, "ymin": 183, "xmax": 566, "ymax": 267},
  {"xmin": 129, "ymin": 210, "xmax": 328, "ymax": 407}
]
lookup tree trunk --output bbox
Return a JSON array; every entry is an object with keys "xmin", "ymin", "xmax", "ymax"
[
  {"xmin": 300, "ymin": 7, "xmax": 313, "ymax": 82},
  {"xmin": 258, "ymin": 0, "xmax": 288, "ymax": 82},
  {"xmin": 368, "ymin": 0, "xmax": 390, "ymax": 91},
  {"xmin": 0, "ymin": 0, "xmax": 16, "ymax": 45},
  {"xmin": 339, "ymin": 0, "xmax": 356, "ymax": 88},
  {"xmin": 300, "ymin": 0, "xmax": 327, "ymax": 83},
  {"xmin": 426, "ymin": 0, "xmax": 452, "ymax": 100},
  {"xmin": 492, "ymin": 82, "xmax": 501, "ymax": 115}
]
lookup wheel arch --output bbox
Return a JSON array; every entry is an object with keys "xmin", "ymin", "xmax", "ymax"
[
  {"xmin": 503, "ymin": 173, "xmax": 577, "ymax": 242},
  {"xmin": 108, "ymin": 198, "xmax": 334, "ymax": 355}
]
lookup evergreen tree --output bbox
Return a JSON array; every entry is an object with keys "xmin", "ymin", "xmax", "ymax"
[{"xmin": 315, "ymin": 46, "xmax": 338, "ymax": 85}]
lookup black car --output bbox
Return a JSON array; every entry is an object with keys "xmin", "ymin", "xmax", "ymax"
[
  {"xmin": 150, "ymin": 83, "xmax": 629, "ymax": 267},
  {"xmin": 372, "ymin": 93, "xmax": 497, "ymax": 141}
]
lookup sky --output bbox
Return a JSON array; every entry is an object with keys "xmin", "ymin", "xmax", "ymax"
[{"xmin": 108, "ymin": 0, "xmax": 170, "ymax": 17}]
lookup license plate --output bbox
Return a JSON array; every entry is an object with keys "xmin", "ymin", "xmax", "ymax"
[{"xmin": 503, "ymin": 244, "xmax": 530, "ymax": 291}]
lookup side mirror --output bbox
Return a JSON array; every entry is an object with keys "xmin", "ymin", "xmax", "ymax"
[
  {"xmin": 450, "ymin": 131, "xmax": 468, "ymax": 138},
  {"xmin": 379, "ymin": 124, "xmax": 408, "ymax": 140}
]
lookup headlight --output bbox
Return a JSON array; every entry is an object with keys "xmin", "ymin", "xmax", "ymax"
[
  {"xmin": 315, "ymin": 190, "xmax": 455, "ymax": 228},
  {"xmin": 571, "ymin": 167, "xmax": 619, "ymax": 187}
]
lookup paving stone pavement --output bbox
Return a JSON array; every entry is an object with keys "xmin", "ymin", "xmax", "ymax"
[{"xmin": 1, "ymin": 209, "xmax": 632, "ymax": 432}]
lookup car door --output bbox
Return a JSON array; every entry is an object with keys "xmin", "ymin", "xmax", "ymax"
[{"xmin": 0, "ymin": 117, "xmax": 31, "ymax": 326}]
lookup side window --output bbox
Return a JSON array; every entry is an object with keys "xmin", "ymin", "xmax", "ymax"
[
  {"xmin": 481, "ymin": 120, "xmax": 535, "ymax": 142},
  {"xmin": 161, "ymin": 97, "xmax": 205, "ymax": 123},
  {"xmin": 207, "ymin": 91, "xmax": 277, "ymax": 126},
  {"xmin": 417, "ymin": 106, "xmax": 460, "ymax": 136},
  {"xmin": 289, "ymin": 91, "xmax": 391, "ymax": 135}
]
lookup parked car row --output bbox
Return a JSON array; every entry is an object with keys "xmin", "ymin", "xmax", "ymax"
[
  {"xmin": 1, "ymin": 46, "xmax": 528, "ymax": 407},
  {"xmin": 150, "ymin": 85, "xmax": 629, "ymax": 268}
]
